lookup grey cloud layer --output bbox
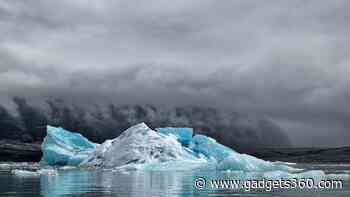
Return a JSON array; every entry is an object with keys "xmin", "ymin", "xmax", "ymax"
[{"xmin": 1, "ymin": 0, "xmax": 350, "ymax": 146}]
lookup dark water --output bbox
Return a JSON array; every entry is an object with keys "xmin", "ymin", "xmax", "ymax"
[{"xmin": 0, "ymin": 163, "xmax": 349, "ymax": 197}]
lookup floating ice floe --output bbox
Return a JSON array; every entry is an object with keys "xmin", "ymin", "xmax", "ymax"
[
  {"xmin": 327, "ymin": 173, "xmax": 350, "ymax": 180},
  {"xmin": 0, "ymin": 163, "xmax": 11, "ymax": 170},
  {"xmin": 11, "ymin": 169, "xmax": 40, "ymax": 177},
  {"xmin": 0, "ymin": 162, "xmax": 40, "ymax": 171},
  {"xmin": 11, "ymin": 168, "xmax": 58, "ymax": 177}
]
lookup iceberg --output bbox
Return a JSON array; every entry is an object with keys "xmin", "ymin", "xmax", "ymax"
[
  {"xmin": 41, "ymin": 126, "xmax": 97, "ymax": 166},
  {"xmin": 41, "ymin": 123, "xmax": 324, "ymax": 178}
]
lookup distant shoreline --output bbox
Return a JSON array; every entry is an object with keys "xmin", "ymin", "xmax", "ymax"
[
  {"xmin": 248, "ymin": 146, "xmax": 350, "ymax": 163},
  {"xmin": 1, "ymin": 139, "xmax": 350, "ymax": 163}
]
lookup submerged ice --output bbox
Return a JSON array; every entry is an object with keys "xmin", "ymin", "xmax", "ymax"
[{"xmin": 41, "ymin": 123, "xmax": 314, "ymax": 176}]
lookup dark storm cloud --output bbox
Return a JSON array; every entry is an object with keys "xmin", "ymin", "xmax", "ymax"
[{"xmin": 1, "ymin": 0, "xmax": 350, "ymax": 146}]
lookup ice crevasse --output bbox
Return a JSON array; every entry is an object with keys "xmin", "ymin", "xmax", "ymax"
[{"xmin": 41, "ymin": 123, "xmax": 322, "ymax": 177}]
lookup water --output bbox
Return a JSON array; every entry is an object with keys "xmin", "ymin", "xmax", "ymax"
[{"xmin": 0, "ymin": 162, "xmax": 349, "ymax": 197}]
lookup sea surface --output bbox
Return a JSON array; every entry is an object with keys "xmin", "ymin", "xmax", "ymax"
[{"xmin": 0, "ymin": 162, "xmax": 349, "ymax": 197}]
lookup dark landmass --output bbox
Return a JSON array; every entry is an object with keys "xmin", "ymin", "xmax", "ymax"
[
  {"xmin": 1, "ymin": 140, "xmax": 349, "ymax": 163},
  {"xmin": 0, "ymin": 97, "xmax": 291, "ymax": 153},
  {"xmin": 248, "ymin": 147, "xmax": 350, "ymax": 163},
  {"xmin": 0, "ymin": 140, "xmax": 42, "ymax": 162}
]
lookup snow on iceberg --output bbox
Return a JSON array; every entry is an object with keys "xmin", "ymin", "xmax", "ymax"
[
  {"xmin": 80, "ymin": 123, "xmax": 201, "ymax": 169},
  {"xmin": 41, "ymin": 126, "xmax": 97, "ymax": 166},
  {"xmin": 40, "ymin": 123, "xmax": 311, "ymax": 175}
]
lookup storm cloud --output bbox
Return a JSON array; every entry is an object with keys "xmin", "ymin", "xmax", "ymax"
[{"xmin": 1, "ymin": 0, "xmax": 350, "ymax": 146}]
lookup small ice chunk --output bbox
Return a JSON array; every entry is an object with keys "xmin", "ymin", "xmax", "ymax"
[
  {"xmin": 58, "ymin": 166, "xmax": 77, "ymax": 170},
  {"xmin": 38, "ymin": 169, "xmax": 58, "ymax": 176},
  {"xmin": 156, "ymin": 127, "xmax": 193, "ymax": 146},
  {"xmin": 0, "ymin": 163, "xmax": 11, "ymax": 170},
  {"xmin": 11, "ymin": 169, "xmax": 40, "ymax": 177},
  {"xmin": 327, "ymin": 173, "xmax": 350, "ymax": 180},
  {"xmin": 11, "ymin": 169, "xmax": 57, "ymax": 177},
  {"xmin": 0, "ymin": 162, "xmax": 39, "ymax": 171},
  {"xmin": 41, "ymin": 126, "xmax": 97, "ymax": 166},
  {"xmin": 273, "ymin": 161, "xmax": 297, "ymax": 166}
]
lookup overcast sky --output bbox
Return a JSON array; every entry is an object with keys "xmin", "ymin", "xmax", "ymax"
[{"xmin": 1, "ymin": 0, "xmax": 350, "ymax": 147}]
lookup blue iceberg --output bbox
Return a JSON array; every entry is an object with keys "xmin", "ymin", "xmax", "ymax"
[
  {"xmin": 41, "ymin": 123, "xmax": 322, "ymax": 178},
  {"xmin": 156, "ymin": 127, "xmax": 193, "ymax": 146},
  {"xmin": 41, "ymin": 126, "xmax": 97, "ymax": 166}
]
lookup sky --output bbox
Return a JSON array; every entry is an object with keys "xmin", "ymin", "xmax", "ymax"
[{"xmin": 0, "ymin": 0, "xmax": 350, "ymax": 147}]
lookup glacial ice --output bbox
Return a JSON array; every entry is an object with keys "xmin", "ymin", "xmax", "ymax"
[
  {"xmin": 41, "ymin": 123, "xmax": 325, "ymax": 179},
  {"xmin": 191, "ymin": 134, "xmax": 237, "ymax": 162},
  {"xmin": 41, "ymin": 126, "xmax": 97, "ymax": 166},
  {"xmin": 156, "ymin": 127, "xmax": 193, "ymax": 146},
  {"xmin": 80, "ymin": 123, "xmax": 201, "ymax": 169}
]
